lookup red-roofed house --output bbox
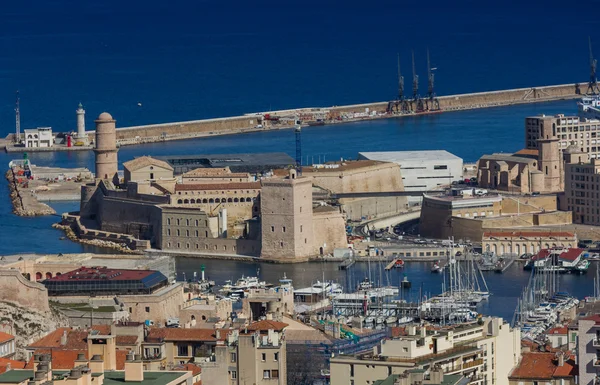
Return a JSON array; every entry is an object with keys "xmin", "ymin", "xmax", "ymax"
[
  {"xmin": 546, "ymin": 326, "xmax": 569, "ymax": 349},
  {"xmin": 174, "ymin": 363, "xmax": 202, "ymax": 385},
  {"xmin": 509, "ymin": 352, "xmax": 576, "ymax": 385},
  {"xmin": 0, "ymin": 332, "xmax": 15, "ymax": 359},
  {"xmin": 0, "ymin": 358, "xmax": 26, "ymax": 374}
]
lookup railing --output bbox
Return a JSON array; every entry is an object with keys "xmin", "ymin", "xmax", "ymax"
[
  {"xmin": 464, "ymin": 359, "xmax": 484, "ymax": 369},
  {"xmin": 594, "ymin": 359, "xmax": 600, "ymax": 367},
  {"xmin": 593, "ymin": 338, "xmax": 600, "ymax": 347},
  {"xmin": 143, "ymin": 353, "xmax": 163, "ymax": 361}
]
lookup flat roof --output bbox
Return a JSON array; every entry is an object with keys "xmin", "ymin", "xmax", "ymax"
[
  {"xmin": 358, "ymin": 150, "xmax": 462, "ymax": 163},
  {"xmin": 155, "ymin": 152, "xmax": 295, "ymax": 166},
  {"xmin": 45, "ymin": 267, "xmax": 160, "ymax": 282}
]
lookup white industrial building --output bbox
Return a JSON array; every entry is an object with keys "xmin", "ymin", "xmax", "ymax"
[
  {"xmin": 358, "ymin": 150, "xmax": 463, "ymax": 204},
  {"xmin": 24, "ymin": 127, "xmax": 53, "ymax": 148}
]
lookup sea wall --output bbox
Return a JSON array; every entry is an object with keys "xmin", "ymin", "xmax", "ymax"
[{"xmin": 106, "ymin": 82, "xmax": 585, "ymax": 145}]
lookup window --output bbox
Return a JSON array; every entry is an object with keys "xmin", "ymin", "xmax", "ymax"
[
  {"xmin": 263, "ymin": 370, "xmax": 270, "ymax": 379},
  {"xmin": 150, "ymin": 172, "xmax": 154, "ymax": 180},
  {"xmin": 350, "ymin": 364, "xmax": 354, "ymax": 377},
  {"xmin": 145, "ymin": 306, "xmax": 150, "ymax": 313},
  {"xmin": 274, "ymin": 352, "xmax": 279, "ymax": 361},
  {"xmin": 167, "ymin": 218, "xmax": 171, "ymax": 225},
  {"xmin": 261, "ymin": 353, "xmax": 266, "ymax": 361},
  {"xmin": 271, "ymin": 226, "xmax": 275, "ymax": 232},
  {"xmin": 282, "ymin": 226, "xmax": 286, "ymax": 232},
  {"xmin": 178, "ymin": 345, "xmax": 188, "ymax": 357},
  {"xmin": 433, "ymin": 165, "xmax": 448, "ymax": 170},
  {"xmin": 176, "ymin": 229, "xmax": 180, "ymax": 236},
  {"xmin": 231, "ymin": 371, "xmax": 237, "ymax": 379},
  {"xmin": 167, "ymin": 229, "xmax": 171, "ymax": 236},
  {"xmin": 272, "ymin": 370, "xmax": 279, "ymax": 379},
  {"xmin": 231, "ymin": 353, "xmax": 237, "ymax": 363},
  {"xmin": 300, "ymin": 225, "xmax": 303, "ymax": 232},
  {"xmin": 186, "ymin": 230, "xmax": 190, "ymax": 237}
]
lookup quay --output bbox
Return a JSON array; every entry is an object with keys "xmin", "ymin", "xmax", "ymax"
[{"xmin": 2, "ymin": 82, "xmax": 587, "ymax": 152}]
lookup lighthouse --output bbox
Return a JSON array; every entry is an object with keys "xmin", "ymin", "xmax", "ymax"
[{"xmin": 75, "ymin": 103, "xmax": 89, "ymax": 145}]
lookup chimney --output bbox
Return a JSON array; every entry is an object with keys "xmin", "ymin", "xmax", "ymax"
[
  {"xmin": 75, "ymin": 353, "xmax": 88, "ymax": 367},
  {"xmin": 124, "ymin": 353, "xmax": 143, "ymax": 382},
  {"xmin": 89, "ymin": 355, "xmax": 104, "ymax": 374},
  {"xmin": 558, "ymin": 352, "xmax": 565, "ymax": 367},
  {"xmin": 216, "ymin": 330, "xmax": 221, "ymax": 340},
  {"xmin": 407, "ymin": 325, "xmax": 416, "ymax": 335},
  {"xmin": 430, "ymin": 365, "xmax": 444, "ymax": 384},
  {"xmin": 420, "ymin": 326, "xmax": 426, "ymax": 338},
  {"xmin": 61, "ymin": 330, "xmax": 68, "ymax": 346}
]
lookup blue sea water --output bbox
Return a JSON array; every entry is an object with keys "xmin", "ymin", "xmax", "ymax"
[{"xmin": 0, "ymin": 1, "xmax": 598, "ymax": 319}]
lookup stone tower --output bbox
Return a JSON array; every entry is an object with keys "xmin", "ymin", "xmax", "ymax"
[
  {"xmin": 75, "ymin": 103, "xmax": 88, "ymax": 144},
  {"xmin": 537, "ymin": 119, "xmax": 562, "ymax": 192},
  {"xmin": 94, "ymin": 112, "xmax": 118, "ymax": 182},
  {"xmin": 260, "ymin": 169, "xmax": 314, "ymax": 261}
]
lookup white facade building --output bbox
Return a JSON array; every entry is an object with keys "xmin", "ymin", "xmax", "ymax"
[
  {"xmin": 358, "ymin": 150, "xmax": 463, "ymax": 204},
  {"xmin": 24, "ymin": 127, "xmax": 53, "ymax": 148}
]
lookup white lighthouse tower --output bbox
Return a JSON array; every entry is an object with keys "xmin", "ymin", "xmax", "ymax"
[{"xmin": 75, "ymin": 103, "xmax": 89, "ymax": 145}]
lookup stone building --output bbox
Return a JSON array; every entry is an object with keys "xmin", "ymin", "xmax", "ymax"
[
  {"xmin": 94, "ymin": 112, "xmax": 118, "ymax": 182},
  {"xmin": 330, "ymin": 317, "xmax": 520, "ymax": 385},
  {"xmin": 577, "ymin": 314, "xmax": 600, "ymax": 385},
  {"xmin": 123, "ymin": 156, "xmax": 174, "ymax": 183},
  {"xmin": 563, "ymin": 145, "xmax": 600, "ymax": 225},
  {"xmin": 482, "ymin": 231, "xmax": 577, "ymax": 256},
  {"xmin": 181, "ymin": 167, "xmax": 253, "ymax": 184}
]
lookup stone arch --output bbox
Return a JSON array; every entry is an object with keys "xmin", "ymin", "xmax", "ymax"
[
  {"xmin": 492, "ymin": 244, "xmax": 497, "ymax": 254},
  {"xmin": 209, "ymin": 199, "xmax": 214, "ymax": 204},
  {"xmin": 202, "ymin": 199, "xmax": 208, "ymax": 204},
  {"xmin": 233, "ymin": 198, "xmax": 239, "ymax": 203},
  {"xmin": 215, "ymin": 198, "xmax": 221, "ymax": 203},
  {"xmin": 190, "ymin": 199, "xmax": 196, "ymax": 204},
  {"xmin": 45, "ymin": 272, "xmax": 52, "ymax": 279},
  {"xmin": 177, "ymin": 199, "xmax": 183, "ymax": 204},
  {"xmin": 183, "ymin": 199, "xmax": 189, "ymax": 204},
  {"xmin": 485, "ymin": 244, "xmax": 490, "ymax": 252},
  {"xmin": 201, "ymin": 315, "xmax": 206, "ymax": 321},
  {"xmin": 191, "ymin": 315, "xmax": 196, "ymax": 321},
  {"xmin": 515, "ymin": 244, "xmax": 520, "ymax": 255},
  {"xmin": 227, "ymin": 198, "xmax": 233, "ymax": 203},
  {"xmin": 56, "ymin": 272, "xmax": 61, "ymax": 276},
  {"xmin": 35, "ymin": 272, "xmax": 42, "ymax": 281}
]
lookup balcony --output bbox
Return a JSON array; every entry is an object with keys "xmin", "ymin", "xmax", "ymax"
[
  {"xmin": 468, "ymin": 374, "xmax": 485, "ymax": 384},
  {"xmin": 594, "ymin": 359, "xmax": 600, "ymax": 367},
  {"xmin": 464, "ymin": 359, "xmax": 484, "ymax": 369},
  {"xmin": 143, "ymin": 353, "xmax": 163, "ymax": 361},
  {"xmin": 593, "ymin": 339, "xmax": 600, "ymax": 347}
]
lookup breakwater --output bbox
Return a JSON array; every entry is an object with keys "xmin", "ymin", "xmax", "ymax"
[{"xmin": 111, "ymin": 82, "xmax": 585, "ymax": 146}]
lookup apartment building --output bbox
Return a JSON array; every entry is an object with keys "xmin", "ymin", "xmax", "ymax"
[
  {"xmin": 578, "ymin": 314, "xmax": 600, "ymax": 385},
  {"xmin": 508, "ymin": 352, "xmax": 576, "ymax": 385},
  {"xmin": 330, "ymin": 317, "xmax": 520, "ymax": 385},
  {"xmin": 525, "ymin": 114, "xmax": 600, "ymax": 157},
  {"xmin": 563, "ymin": 144, "xmax": 600, "ymax": 225}
]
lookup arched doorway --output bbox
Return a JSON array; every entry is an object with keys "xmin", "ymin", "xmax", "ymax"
[
  {"xmin": 35, "ymin": 272, "xmax": 42, "ymax": 281},
  {"xmin": 45, "ymin": 272, "xmax": 52, "ymax": 279}
]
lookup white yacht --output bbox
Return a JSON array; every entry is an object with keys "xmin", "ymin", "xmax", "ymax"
[{"xmin": 578, "ymin": 94, "xmax": 600, "ymax": 120}]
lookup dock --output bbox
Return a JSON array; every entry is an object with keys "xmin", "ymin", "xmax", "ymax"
[
  {"xmin": 338, "ymin": 258, "xmax": 355, "ymax": 270},
  {"xmin": 494, "ymin": 258, "xmax": 516, "ymax": 273},
  {"xmin": 385, "ymin": 258, "xmax": 401, "ymax": 270}
]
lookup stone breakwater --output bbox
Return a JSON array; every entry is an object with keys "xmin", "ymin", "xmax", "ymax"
[
  {"xmin": 52, "ymin": 223, "xmax": 142, "ymax": 255},
  {"xmin": 5, "ymin": 170, "xmax": 55, "ymax": 216}
]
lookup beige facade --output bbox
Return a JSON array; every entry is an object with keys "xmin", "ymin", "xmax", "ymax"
[
  {"xmin": 330, "ymin": 318, "xmax": 520, "ymax": 385},
  {"xmin": 94, "ymin": 112, "xmax": 119, "ymax": 182},
  {"xmin": 0, "ymin": 270, "xmax": 49, "ymax": 313},
  {"xmin": 526, "ymin": 114, "xmax": 600, "ymax": 158},
  {"xmin": 242, "ymin": 288, "xmax": 294, "ymax": 321},
  {"xmin": 181, "ymin": 167, "xmax": 253, "ymax": 184},
  {"xmin": 260, "ymin": 170, "xmax": 315, "ymax": 261},
  {"xmin": 119, "ymin": 283, "xmax": 185, "ymax": 325},
  {"xmin": 563, "ymin": 148, "xmax": 600, "ymax": 225},
  {"xmin": 123, "ymin": 156, "xmax": 174, "ymax": 183},
  {"xmin": 482, "ymin": 231, "xmax": 577, "ymax": 256},
  {"xmin": 179, "ymin": 296, "xmax": 233, "ymax": 325}
]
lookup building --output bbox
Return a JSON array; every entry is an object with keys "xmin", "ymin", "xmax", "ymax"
[
  {"xmin": 181, "ymin": 167, "xmax": 253, "ymax": 184},
  {"xmin": 373, "ymin": 369, "xmax": 467, "ymax": 385},
  {"xmin": 358, "ymin": 150, "xmax": 463, "ymax": 204},
  {"xmin": 546, "ymin": 325, "xmax": 569, "ymax": 349},
  {"xmin": 330, "ymin": 318, "xmax": 521, "ymax": 385},
  {"xmin": 482, "ymin": 231, "xmax": 577, "ymax": 256},
  {"xmin": 155, "ymin": 152, "xmax": 295, "ymax": 174},
  {"xmin": 74, "ymin": 103, "xmax": 89, "ymax": 145},
  {"xmin": 525, "ymin": 113, "xmax": 600, "ymax": 158},
  {"xmin": 94, "ymin": 112, "xmax": 119, "ymax": 182},
  {"xmin": 43, "ymin": 267, "xmax": 169, "ymax": 296},
  {"xmin": 419, "ymin": 192, "xmax": 571, "ymax": 242},
  {"xmin": 563, "ymin": 145, "xmax": 600, "ymax": 225},
  {"xmin": 123, "ymin": 156, "xmax": 174, "ymax": 183},
  {"xmin": 508, "ymin": 352, "xmax": 576, "ymax": 385},
  {"xmin": 24, "ymin": 127, "xmax": 53, "ymax": 148},
  {"xmin": 301, "ymin": 160, "xmax": 408, "ymax": 220},
  {"xmin": 578, "ymin": 314, "xmax": 600, "ymax": 385},
  {"xmin": 0, "ymin": 333, "xmax": 15, "ymax": 359}
]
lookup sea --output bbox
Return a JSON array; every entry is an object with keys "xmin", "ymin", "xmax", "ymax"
[{"xmin": 0, "ymin": 0, "xmax": 599, "ymax": 322}]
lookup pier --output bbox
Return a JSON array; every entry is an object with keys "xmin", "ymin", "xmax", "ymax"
[
  {"xmin": 384, "ymin": 258, "xmax": 401, "ymax": 270},
  {"xmin": 3, "ymin": 82, "xmax": 586, "ymax": 152}
]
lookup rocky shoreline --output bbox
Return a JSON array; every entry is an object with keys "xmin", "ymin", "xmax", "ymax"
[
  {"xmin": 5, "ymin": 170, "xmax": 55, "ymax": 216},
  {"xmin": 52, "ymin": 223, "xmax": 142, "ymax": 255}
]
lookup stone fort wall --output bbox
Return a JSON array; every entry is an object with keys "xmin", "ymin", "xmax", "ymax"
[{"xmin": 0, "ymin": 270, "xmax": 49, "ymax": 313}]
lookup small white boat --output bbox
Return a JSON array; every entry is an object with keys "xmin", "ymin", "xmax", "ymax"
[
  {"xmin": 398, "ymin": 316, "xmax": 413, "ymax": 324},
  {"xmin": 364, "ymin": 316, "xmax": 375, "ymax": 324},
  {"xmin": 385, "ymin": 316, "xmax": 397, "ymax": 324},
  {"xmin": 376, "ymin": 316, "xmax": 385, "ymax": 324}
]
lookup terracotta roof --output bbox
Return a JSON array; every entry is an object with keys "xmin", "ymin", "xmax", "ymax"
[
  {"xmin": 581, "ymin": 314, "xmax": 600, "ymax": 324},
  {"xmin": 116, "ymin": 335, "xmax": 138, "ymax": 345},
  {"xmin": 0, "ymin": 358, "xmax": 26, "ymax": 374},
  {"xmin": 547, "ymin": 326, "xmax": 568, "ymax": 335},
  {"xmin": 174, "ymin": 363, "xmax": 202, "ymax": 376},
  {"xmin": 0, "ymin": 332, "xmax": 14, "ymax": 344},
  {"xmin": 123, "ymin": 156, "xmax": 174, "ymax": 172},
  {"xmin": 175, "ymin": 182, "xmax": 261, "ymax": 191},
  {"xmin": 514, "ymin": 148, "xmax": 539, "ymax": 157},
  {"xmin": 28, "ymin": 326, "xmax": 111, "ymax": 350},
  {"xmin": 182, "ymin": 167, "xmax": 231, "ymax": 177},
  {"xmin": 509, "ymin": 352, "xmax": 576, "ymax": 380},
  {"xmin": 483, "ymin": 231, "xmax": 575, "ymax": 239},
  {"xmin": 558, "ymin": 248, "xmax": 584, "ymax": 262},
  {"xmin": 25, "ymin": 349, "xmax": 128, "ymax": 370},
  {"xmin": 245, "ymin": 320, "xmax": 288, "ymax": 332},
  {"xmin": 146, "ymin": 328, "xmax": 224, "ymax": 342}
]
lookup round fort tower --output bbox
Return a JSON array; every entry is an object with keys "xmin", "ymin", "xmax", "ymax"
[{"xmin": 94, "ymin": 112, "xmax": 118, "ymax": 181}]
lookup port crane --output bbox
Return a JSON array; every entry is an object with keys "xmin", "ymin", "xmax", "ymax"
[
  {"xmin": 588, "ymin": 37, "xmax": 600, "ymax": 95},
  {"xmin": 14, "ymin": 91, "xmax": 20, "ymax": 144},
  {"xmin": 411, "ymin": 51, "xmax": 424, "ymax": 112},
  {"xmin": 425, "ymin": 49, "xmax": 440, "ymax": 111}
]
